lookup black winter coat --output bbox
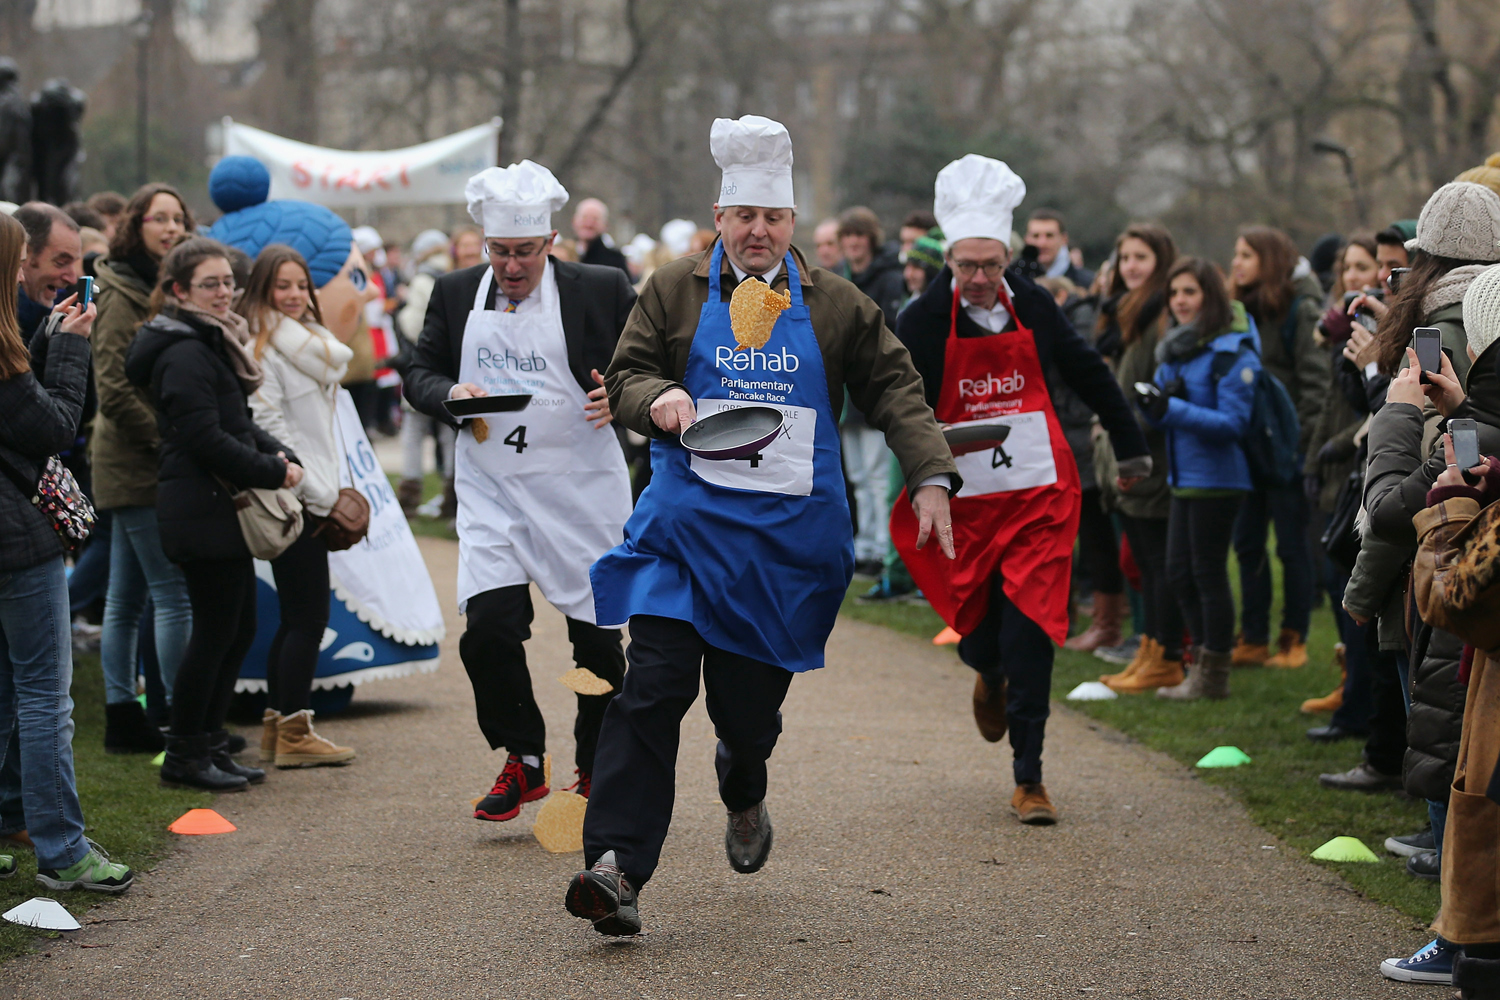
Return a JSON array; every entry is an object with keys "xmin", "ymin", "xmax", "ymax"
[
  {"xmin": 124, "ymin": 308, "xmax": 293, "ymax": 563},
  {"xmin": 580, "ymin": 238, "xmax": 629, "ymax": 276},
  {"xmin": 0, "ymin": 318, "xmax": 89, "ymax": 572},
  {"xmin": 896, "ymin": 266, "xmax": 1149, "ymax": 464},
  {"xmin": 849, "ymin": 245, "xmax": 906, "ymax": 330}
]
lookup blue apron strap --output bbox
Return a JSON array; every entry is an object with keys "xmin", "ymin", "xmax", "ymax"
[
  {"xmin": 708, "ymin": 240, "xmax": 725, "ymax": 299},
  {"xmin": 783, "ymin": 251, "xmax": 804, "ymax": 308}
]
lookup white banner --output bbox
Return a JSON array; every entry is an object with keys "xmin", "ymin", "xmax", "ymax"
[{"xmin": 222, "ymin": 118, "xmax": 501, "ymax": 206}]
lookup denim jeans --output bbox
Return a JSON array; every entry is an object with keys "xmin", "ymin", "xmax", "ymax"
[
  {"xmin": 1233, "ymin": 485, "xmax": 1313, "ymax": 642},
  {"xmin": 66, "ymin": 508, "xmax": 111, "ymax": 614},
  {"xmin": 0, "ymin": 557, "xmax": 90, "ymax": 870},
  {"xmin": 100, "ymin": 506, "xmax": 192, "ymax": 705}
]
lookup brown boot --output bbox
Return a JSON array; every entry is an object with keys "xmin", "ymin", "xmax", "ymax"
[
  {"xmin": 1231, "ymin": 635, "xmax": 1268, "ymax": 667},
  {"xmin": 260, "ymin": 708, "xmax": 281, "ymax": 762},
  {"xmin": 1011, "ymin": 783, "xmax": 1058, "ymax": 825},
  {"xmin": 1301, "ymin": 644, "xmax": 1346, "ymax": 713},
  {"xmin": 439, "ymin": 477, "xmax": 457, "ymax": 520},
  {"xmin": 1109, "ymin": 643, "xmax": 1185, "ymax": 693},
  {"xmin": 1102, "ymin": 637, "xmax": 1157, "ymax": 687},
  {"xmin": 1265, "ymin": 628, "xmax": 1308, "ymax": 668},
  {"xmin": 1158, "ymin": 648, "xmax": 1231, "ymax": 701},
  {"xmin": 972, "ymin": 675, "xmax": 1007, "ymax": 743},
  {"xmin": 1064, "ymin": 592, "xmax": 1124, "ymax": 652},
  {"xmin": 396, "ymin": 477, "xmax": 423, "ymax": 516},
  {"xmin": 275, "ymin": 709, "xmax": 356, "ymax": 768}
]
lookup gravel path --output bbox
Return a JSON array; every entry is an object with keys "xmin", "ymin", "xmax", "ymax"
[{"xmin": 0, "ymin": 537, "xmax": 1427, "ymax": 998}]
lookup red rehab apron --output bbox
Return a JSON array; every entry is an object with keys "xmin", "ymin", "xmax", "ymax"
[{"xmin": 892, "ymin": 282, "xmax": 1080, "ymax": 643}]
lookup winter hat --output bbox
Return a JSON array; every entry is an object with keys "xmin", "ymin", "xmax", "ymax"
[
  {"xmin": 465, "ymin": 161, "xmax": 569, "ymax": 238},
  {"xmin": 711, "ymin": 116, "xmax": 795, "ymax": 209},
  {"xmin": 411, "ymin": 229, "xmax": 449, "ymax": 260},
  {"xmin": 206, "ymin": 156, "xmax": 352, "ymax": 288},
  {"xmin": 1463, "ymin": 264, "xmax": 1500, "ymax": 359},
  {"xmin": 933, "ymin": 154, "xmax": 1027, "ymax": 246},
  {"xmin": 352, "ymin": 225, "xmax": 383, "ymax": 256},
  {"xmin": 659, "ymin": 218, "xmax": 697, "ymax": 257},
  {"xmin": 1456, "ymin": 154, "xmax": 1500, "ymax": 199},
  {"xmin": 907, "ymin": 234, "xmax": 945, "ymax": 272},
  {"xmin": 1406, "ymin": 181, "xmax": 1500, "ymax": 263},
  {"xmin": 1390, "ymin": 219, "xmax": 1418, "ymax": 243}
]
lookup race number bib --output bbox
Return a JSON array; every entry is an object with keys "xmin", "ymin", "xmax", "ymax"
[
  {"xmin": 689, "ymin": 398, "xmax": 815, "ymax": 496},
  {"xmin": 952, "ymin": 411, "xmax": 1057, "ymax": 498}
]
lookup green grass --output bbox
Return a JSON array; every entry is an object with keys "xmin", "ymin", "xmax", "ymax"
[
  {"xmin": 0, "ymin": 650, "xmax": 211, "ymax": 960},
  {"xmin": 840, "ymin": 575, "xmax": 1441, "ymax": 925}
]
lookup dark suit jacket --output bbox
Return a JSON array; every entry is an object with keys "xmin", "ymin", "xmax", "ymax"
[
  {"xmin": 403, "ymin": 259, "xmax": 637, "ymax": 425},
  {"xmin": 580, "ymin": 238, "xmax": 629, "ymax": 275}
]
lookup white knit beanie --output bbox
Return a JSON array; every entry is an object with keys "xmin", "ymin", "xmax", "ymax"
[
  {"xmin": 1408, "ymin": 182, "xmax": 1500, "ymax": 263},
  {"xmin": 1464, "ymin": 264, "xmax": 1500, "ymax": 359}
]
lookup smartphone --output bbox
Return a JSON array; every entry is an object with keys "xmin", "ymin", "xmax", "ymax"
[
  {"xmin": 73, "ymin": 276, "xmax": 93, "ymax": 308},
  {"xmin": 1133, "ymin": 381, "xmax": 1161, "ymax": 399},
  {"xmin": 1413, "ymin": 327, "xmax": 1443, "ymax": 378},
  {"xmin": 1452, "ymin": 418, "xmax": 1481, "ymax": 470},
  {"xmin": 1388, "ymin": 267, "xmax": 1411, "ymax": 294}
]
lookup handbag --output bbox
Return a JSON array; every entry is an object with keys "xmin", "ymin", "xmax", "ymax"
[
  {"xmin": 1321, "ymin": 468, "xmax": 1364, "ymax": 573},
  {"xmin": 0, "ymin": 451, "xmax": 96, "ymax": 552},
  {"xmin": 215, "ymin": 475, "xmax": 303, "ymax": 560},
  {"xmin": 311, "ymin": 487, "xmax": 370, "ymax": 551}
]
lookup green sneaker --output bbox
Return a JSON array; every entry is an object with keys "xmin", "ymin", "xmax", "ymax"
[
  {"xmin": 36, "ymin": 848, "xmax": 133, "ymax": 894},
  {"xmin": 0, "ymin": 854, "xmax": 14, "ymax": 878}
]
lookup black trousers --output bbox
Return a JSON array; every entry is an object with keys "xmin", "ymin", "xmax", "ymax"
[
  {"xmin": 956, "ymin": 580, "xmax": 1053, "ymax": 786},
  {"xmin": 1362, "ymin": 636, "xmax": 1409, "ymax": 776},
  {"xmin": 171, "ymin": 558, "xmax": 257, "ymax": 737},
  {"xmin": 1076, "ymin": 488, "xmax": 1124, "ymax": 595},
  {"xmin": 1119, "ymin": 513, "xmax": 1184, "ymax": 659},
  {"xmin": 1166, "ymin": 495, "xmax": 1240, "ymax": 654},
  {"xmin": 266, "ymin": 522, "xmax": 330, "ymax": 715},
  {"xmin": 583, "ymin": 615, "xmax": 794, "ymax": 888},
  {"xmin": 459, "ymin": 585, "xmax": 624, "ymax": 773}
]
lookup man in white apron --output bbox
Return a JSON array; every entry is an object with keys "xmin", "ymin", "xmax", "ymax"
[{"xmin": 403, "ymin": 160, "xmax": 637, "ymax": 822}]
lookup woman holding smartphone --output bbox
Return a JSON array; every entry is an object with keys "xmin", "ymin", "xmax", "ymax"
[
  {"xmin": 242, "ymin": 245, "xmax": 357, "ymax": 769},
  {"xmin": 1138, "ymin": 258, "xmax": 1260, "ymax": 701}
]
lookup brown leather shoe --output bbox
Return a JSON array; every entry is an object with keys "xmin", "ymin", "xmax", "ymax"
[
  {"xmin": 972, "ymin": 675, "xmax": 1007, "ymax": 743},
  {"xmin": 1064, "ymin": 591, "xmax": 1125, "ymax": 652},
  {"xmin": 1265, "ymin": 628, "xmax": 1308, "ymax": 668},
  {"xmin": 1301, "ymin": 644, "xmax": 1345, "ymax": 713},
  {"xmin": 1101, "ymin": 637, "xmax": 1156, "ymax": 686},
  {"xmin": 1231, "ymin": 635, "xmax": 1268, "ymax": 667},
  {"xmin": 1108, "ymin": 644, "xmax": 1185, "ymax": 693},
  {"xmin": 1011, "ymin": 783, "xmax": 1057, "ymax": 825}
]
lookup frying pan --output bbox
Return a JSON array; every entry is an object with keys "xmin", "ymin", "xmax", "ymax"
[
  {"xmin": 680, "ymin": 406, "xmax": 785, "ymax": 461},
  {"xmin": 943, "ymin": 422, "xmax": 1012, "ymax": 457},
  {"xmin": 442, "ymin": 394, "xmax": 533, "ymax": 418}
]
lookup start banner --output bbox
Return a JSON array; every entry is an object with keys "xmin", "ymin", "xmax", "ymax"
[{"xmin": 221, "ymin": 118, "xmax": 502, "ymax": 206}]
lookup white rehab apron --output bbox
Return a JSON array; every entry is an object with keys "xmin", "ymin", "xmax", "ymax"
[{"xmin": 453, "ymin": 264, "xmax": 631, "ymax": 620}]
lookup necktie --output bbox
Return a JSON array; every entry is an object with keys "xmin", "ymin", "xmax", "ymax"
[{"xmin": 504, "ymin": 299, "xmax": 522, "ymax": 313}]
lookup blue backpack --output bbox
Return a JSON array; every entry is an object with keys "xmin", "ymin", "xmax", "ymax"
[{"xmin": 1210, "ymin": 303, "xmax": 1302, "ymax": 489}]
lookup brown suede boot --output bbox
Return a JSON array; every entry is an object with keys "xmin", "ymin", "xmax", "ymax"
[
  {"xmin": 1011, "ymin": 783, "xmax": 1057, "ymax": 825},
  {"xmin": 275, "ymin": 709, "xmax": 356, "ymax": 768},
  {"xmin": 1264, "ymin": 628, "xmax": 1308, "ymax": 668},
  {"xmin": 1301, "ymin": 644, "xmax": 1346, "ymax": 713},
  {"xmin": 1102, "ymin": 637, "xmax": 1157, "ymax": 687},
  {"xmin": 1231, "ymin": 635, "xmax": 1268, "ymax": 667},
  {"xmin": 1158, "ymin": 648, "xmax": 1231, "ymax": 701},
  {"xmin": 396, "ymin": 478, "xmax": 423, "ymax": 516},
  {"xmin": 1109, "ymin": 643, "xmax": 1185, "ymax": 693},
  {"xmin": 1064, "ymin": 592, "xmax": 1124, "ymax": 652},
  {"xmin": 260, "ymin": 708, "xmax": 281, "ymax": 762},
  {"xmin": 972, "ymin": 675, "xmax": 1007, "ymax": 743}
]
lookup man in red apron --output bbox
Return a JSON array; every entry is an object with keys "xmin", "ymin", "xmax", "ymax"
[{"xmin": 894, "ymin": 155, "xmax": 1151, "ymax": 824}]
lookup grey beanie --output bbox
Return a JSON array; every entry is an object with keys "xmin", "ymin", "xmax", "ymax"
[
  {"xmin": 1464, "ymin": 264, "xmax": 1500, "ymax": 360},
  {"xmin": 1406, "ymin": 181, "xmax": 1500, "ymax": 263}
]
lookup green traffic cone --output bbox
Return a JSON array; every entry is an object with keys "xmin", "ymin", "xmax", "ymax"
[
  {"xmin": 1310, "ymin": 836, "xmax": 1380, "ymax": 863},
  {"xmin": 1195, "ymin": 746, "xmax": 1252, "ymax": 768}
]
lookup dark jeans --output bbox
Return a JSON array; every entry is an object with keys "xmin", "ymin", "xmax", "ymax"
[
  {"xmin": 1167, "ymin": 495, "xmax": 1241, "ymax": 654},
  {"xmin": 460, "ymin": 585, "xmax": 624, "ymax": 773},
  {"xmin": 1233, "ymin": 485, "xmax": 1313, "ymax": 642},
  {"xmin": 266, "ymin": 522, "xmax": 330, "ymax": 715},
  {"xmin": 1361, "ymin": 640, "xmax": 1408, "ymax": 776},
  {"xmin": 956, "ymin": 581, "xmax": 1053, "ymax": 786},
  {"xmin": 1077, "ymin": 488, "xmax": 1124, "ymax": 595},
  {"xmin": 1329, "ymin": 573, "xmax": 1373, "ymax": 735},
  {"xmin": 583, "ymin": 615, "xmax": 794, "ymax": 887},
  {"xmin": 1119, "ymin": 513, "xmax": 1183, "ymax": 659},
  {"xmin": 66, "ymin": 508, "xmax": 111, "ymax": 614},
  {"xmin": 171, "ymin": 559, "xmax": 257, "ymax": 737}
]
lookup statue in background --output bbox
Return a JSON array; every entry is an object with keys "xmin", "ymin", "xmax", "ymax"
[
  {"xmin": 31, "ymin": 78, "xmax": 85, "ymax": 205},
  {"xmin": 0, "ymin": 57, "xmax": 31, "ymax": 203}
]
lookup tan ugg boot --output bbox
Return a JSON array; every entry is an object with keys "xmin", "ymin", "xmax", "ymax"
[
  {"xmin": 1101, "ymin": 637, "xmax": 1157, "ymax": 686},
  {"xmin": 1231, "ymin": 635, "xmax": 1268, "ymax": 667},
  {"xmin": 275, "ymin": 709, "xmax": 356, "ymax": 768},
  {"xmin": 260, "ymin": 709, "xmax": 281, "ymax": 762},
  {"xmin": 1158, "ymin": 648, "xmax": 1231, "ymax": 701},
  {"xmin": 1264, "ymin": 628, "xmax": 1308, "ymax": 668},
  {"xmin": 1109, "ymin": 644, "xmax": 1185, "ymax": 693},
  {"xmin": 1064, "ymin": 592, "xmax": 1125, "ymax": 652}
]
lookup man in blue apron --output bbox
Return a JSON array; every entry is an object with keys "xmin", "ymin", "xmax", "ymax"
[
  {"xmin": 403, "ymin": 161, "xmax": 637, "ymax": 823},
  {"xmin": 565, "ymin": 116, "xmax": 960, "ymax": 936}
]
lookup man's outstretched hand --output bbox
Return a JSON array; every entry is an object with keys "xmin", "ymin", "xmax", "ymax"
[{"xmin": 912, "ymin": 484, "xmax": 955, "ymax": 559}]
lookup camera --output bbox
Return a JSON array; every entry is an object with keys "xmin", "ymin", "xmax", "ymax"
[{"xmin": 1008, "ymin": 244, "xmax": 1046, "ymax": 282}]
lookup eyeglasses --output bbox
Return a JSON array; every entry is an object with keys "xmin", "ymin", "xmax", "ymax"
[
  {"xmin": 143, "ymin": 214, "xmax": 186, "ymax": 227},
  {"xmin": 191, "ymin": 278, "xmax": 236, "ymax": 292},
  {"xmin": 487, "ymin": 244, "xmax": 547, "ymax": 263},
  {"xmin": 951, "ymin": 260, "xmax": 1005, "ymax": 279}
]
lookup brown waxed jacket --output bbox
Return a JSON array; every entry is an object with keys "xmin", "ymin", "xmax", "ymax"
[
  {"xmin": 606, "ymin": 237, "xmax": 959, "ymax": 494},
  {"xmin": 1414, "ymin": 497, "xmax": 1500, "ymax": 653},
  {"xmin": 89, "ymin": 257, "xmax": 160, "ymax": 510}
]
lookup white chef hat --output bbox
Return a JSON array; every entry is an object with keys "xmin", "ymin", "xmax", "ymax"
[
  {"xmin": 659, "ymin": 218, "xmax": 697, "ymax": 257},
  {"xmin": 465, "ymin": 160, "xmax": 570, "ymax": 239},
  {"xmin": 934, "ymin": 154, "xmax": 1027, "ymax": 247},
  {"xmin": 351, "ymin": 225, "xmax": 383, "ymax": 255},
  {"xmin": 711, "ymin": 116, "xmax": 795, "ymax": 209}
]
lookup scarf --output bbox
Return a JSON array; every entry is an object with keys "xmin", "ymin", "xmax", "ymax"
[
  {"xmin": 121, "ymin": 246, "xmax": 160, "ymax": 291},
  {"xmin": 1424, "ymin": 264, "xmax": 1490, "ymax": 316},
  {"xmin": 265, "ymin": 312, "xmax": 352, "ymax": 387},
  {"xmin": 1155, "ymin": 320, "xmax": 1214, "ymax": 365},
  {"xmin": 172, "ymin": 299, "xmax": 263, "ymax": 395}
]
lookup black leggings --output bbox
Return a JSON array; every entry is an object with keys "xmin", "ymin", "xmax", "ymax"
[
  {"xmin": 266, "ymin": 523, "xmax": 331, "ymax": 715},
  {"xmin": 172, "ymin": 558, "xmax": 257, "ymax": 737},
  {"xmin": 1166, "ymin": 495, "xmax": 1241, "ymax": 654},
  {"xmin": 1119, "ymin": 513, "xmax": 1183, "ymax": 660},
  {"xmin": 1076, "ymin": 489, "xmax": 1124, "ymax": 595}
]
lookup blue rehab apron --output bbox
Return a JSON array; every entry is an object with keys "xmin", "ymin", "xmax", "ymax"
[{"xmin": 591, "ymin": 244, "xmax": 853, "ymax": 672}]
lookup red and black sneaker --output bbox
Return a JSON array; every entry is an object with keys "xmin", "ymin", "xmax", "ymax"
[
  {"xmin": 564, "ymin": 768, "xmax": 591, "ymax": 799},
  {"xmin": 473, "ymin": 755, "xmax": 548, "ymax": 822}
]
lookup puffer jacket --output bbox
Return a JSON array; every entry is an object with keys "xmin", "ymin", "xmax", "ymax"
[
  {"xmin": 125, "ymin": 306, "xmax": 293, "ymax": 563},
  {"xmin": 1147, "ymin": 302, "xmax": 1260, "ymax": 492},
  {"xmin": 1097, "ymin": 311, "xmax": 1171, "ymax": 519},
  {"xmin": 88, "ymin": 256, "xmax": 158, "ymax": 510}
]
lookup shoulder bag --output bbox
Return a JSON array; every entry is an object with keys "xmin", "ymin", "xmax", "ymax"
[
  {"xmin": 0, "ymin": 451, "xmax": 95, "ymax": 552},
  {"xmin": 215, "ymin": 474, "xmax": 304, "ymax": 560},
  {"xmin": 311, "ymin": 487, "xmax": 370, "ymax": 551}
]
